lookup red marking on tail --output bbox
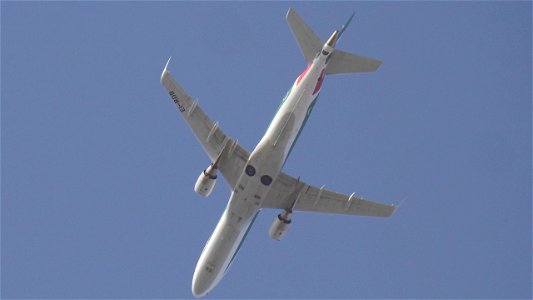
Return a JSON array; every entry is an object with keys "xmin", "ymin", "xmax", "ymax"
[
  {"xmin": 297, "ymin": 64, "xmax": 312, "ymax": 85},
  {"xmin": 313, "ymin": 69, "xmax": 325, "ymax": 95}
]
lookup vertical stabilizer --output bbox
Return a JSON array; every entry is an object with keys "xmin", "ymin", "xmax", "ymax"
[
  {"xmin": 286, "ymin": 8, "xmax": 323, "ymax": 64},
  {"xmin": 337, "ymin": 12, "xmax": 355, "ymax": 41}
]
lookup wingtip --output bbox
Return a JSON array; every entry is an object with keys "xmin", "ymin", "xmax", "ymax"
[
  {"xmin": 393, "ymin": 197, "xmax": 407, "ymax": 214},
  {"xmin": 286, "ymin": 7, "xmax": 294, "ymax": 19},
  {"xmin": 161, "ymin": 56, "xmax": 172, "ymax": 83},
  {"xmin": 164, "ymin": 56, "xmax": 172, "ymax": 72}
]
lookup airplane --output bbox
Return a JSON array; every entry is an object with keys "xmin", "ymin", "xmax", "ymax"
[{"xmin": 160, "ymin": 8, "xmax": 395, "ymax": 298}]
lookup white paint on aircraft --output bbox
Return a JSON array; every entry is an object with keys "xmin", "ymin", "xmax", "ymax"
[{"xmin": 160, "ymin": 8, "xmax": 394, "ymax": 298}]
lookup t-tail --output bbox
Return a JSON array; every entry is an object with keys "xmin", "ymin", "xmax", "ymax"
[{"xmin": 286, "ymin": 8, "xmax": 382, "ymax": 74}]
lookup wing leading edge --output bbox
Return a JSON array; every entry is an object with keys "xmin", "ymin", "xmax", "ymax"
[
  {"xmin": 160, "ymin": 59, "xmax": 249, "ymax": 189},
  {"xmin": 262, "ymin": 172, "xmax": 395, "ymax": 217}
]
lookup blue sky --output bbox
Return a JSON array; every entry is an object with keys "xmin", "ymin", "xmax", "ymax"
[{"xmin": 2, "ymin": 1, "xmax": 531, "ymax": 299}]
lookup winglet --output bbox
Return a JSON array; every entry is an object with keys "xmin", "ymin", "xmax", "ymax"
[
  {"xmin": 161, "ymin": 56, "xmax": 172, "ymax": 83},
  {"xmin": 164, "ymin": 56, "xmax": 172, "ymax": 71},
  {"xmin": 394, "ymin": 197, "xmax": 407, "ymax": 213}
]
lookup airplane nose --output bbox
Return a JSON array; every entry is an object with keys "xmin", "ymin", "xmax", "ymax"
[
  {"xmin": 192, "ymin": 281, "xmax": 207, "ymax": 298},
  {"xmin": 191, "ymin": 274, "xmax": 211, "ymax": 298}
]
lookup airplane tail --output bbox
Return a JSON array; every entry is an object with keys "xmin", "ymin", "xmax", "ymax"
[{"xmin": 286, "ymin": 8, "xmax": 382, "ymax": 74}]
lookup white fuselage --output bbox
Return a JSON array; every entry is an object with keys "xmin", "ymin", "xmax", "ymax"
[{"xmin": 191, "ymin": 44, "xmax": 335, "ymax": 298}]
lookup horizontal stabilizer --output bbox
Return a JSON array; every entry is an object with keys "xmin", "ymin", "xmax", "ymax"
[
  {"xmin": 326, "ymin": 49, "xmax": 382, "ymax": 74},
  {"xmin": 286, "ymin": 8, "xmax": 323, "ymax": 64}
]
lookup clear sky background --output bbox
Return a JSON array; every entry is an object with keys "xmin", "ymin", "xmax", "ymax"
[{"xmin": 2, "ymin": 1, "xmax": 531, "ymax": 299}]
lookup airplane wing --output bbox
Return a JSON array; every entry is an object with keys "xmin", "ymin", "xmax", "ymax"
[
  {"xmin": 262, "ymin": 171, "xmax": 395, "ymax": 217},
  {"xmin": 160, "ymin": 59, "xmax": 249, "ymax": 189}
]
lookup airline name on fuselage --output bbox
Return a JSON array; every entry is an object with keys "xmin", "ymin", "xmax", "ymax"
[{"xmin": 169, "ymin": 91, "xmax": 186, "ymax": 112}]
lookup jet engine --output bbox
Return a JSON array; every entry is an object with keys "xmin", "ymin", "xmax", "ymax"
[
  {"xmin": 268, "ymin": 210, "xmax": 292, "ymax": 241},
  {"xmin": 194, "ymin": 164, "xmax": 218, "ymax": 197}
]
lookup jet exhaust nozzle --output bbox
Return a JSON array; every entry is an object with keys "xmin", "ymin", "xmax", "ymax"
[{"xmin": 326, "ymin": 30, "xmax": 339, "ymax": 47}]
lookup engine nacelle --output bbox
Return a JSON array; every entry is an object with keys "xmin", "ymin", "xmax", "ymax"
[
  {"xmin": 194, "ymin": 164, "xmax": 217, "ymax": 197},
  {"xmin": 268, "ymin": 211, "xmax": 292, "ymax": 241}
]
